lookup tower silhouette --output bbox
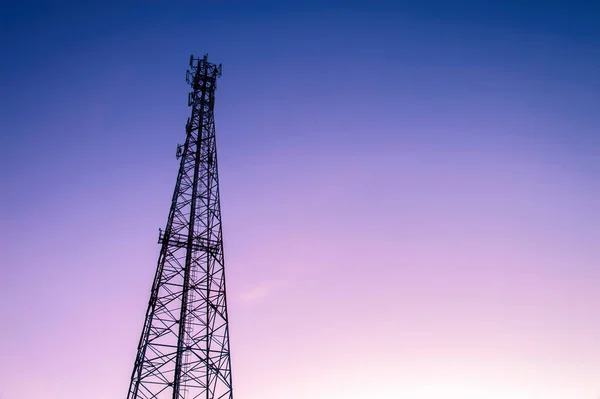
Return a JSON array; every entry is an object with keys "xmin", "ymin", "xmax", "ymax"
[{"xmin": 127, "ymin": 55, "xmax": 233, "ymax": 399}]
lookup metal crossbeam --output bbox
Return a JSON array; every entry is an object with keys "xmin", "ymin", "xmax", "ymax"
[{"xmin": 126, "ymin": 54, "xmax": 233, "ymax": 399}]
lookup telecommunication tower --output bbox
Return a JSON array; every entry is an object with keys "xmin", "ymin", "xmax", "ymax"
[{"xmin": 126, "ymin": 55, "xmax": 233, "ymax": 399}]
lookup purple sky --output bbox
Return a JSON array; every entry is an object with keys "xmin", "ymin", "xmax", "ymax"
[{"xmin": 1, "ymin": 1, "xmax": 599, "ymax": 398}]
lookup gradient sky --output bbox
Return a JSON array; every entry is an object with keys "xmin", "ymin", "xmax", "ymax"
[{"xmin": 1, "ymin": 1, "xmax": 600, "ymax": 398}]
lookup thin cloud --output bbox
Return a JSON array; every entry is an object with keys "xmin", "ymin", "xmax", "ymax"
[{"xmin": 239, "ymin": 280, "xmax": 286, "ymax": 303}]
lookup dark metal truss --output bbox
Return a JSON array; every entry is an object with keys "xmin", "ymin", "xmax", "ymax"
[{"xmin": 127, "ymin": 55, "xmax": 233, "ymax": 399}]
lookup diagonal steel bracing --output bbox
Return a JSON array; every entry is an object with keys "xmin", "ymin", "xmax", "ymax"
[{"xmin": 127, "ymin": 54, "xmax": 233, "ymax": 399}]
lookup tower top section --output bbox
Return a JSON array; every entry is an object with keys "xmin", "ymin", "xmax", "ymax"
[{"xmin": 187, "ymin": 54, "xmax": 222, "ymax": 89}]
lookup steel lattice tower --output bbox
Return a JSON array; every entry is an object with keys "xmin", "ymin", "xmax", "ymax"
[{"xmin": 127, "ymin": 55, "xmax": 233, "ymax": 399}]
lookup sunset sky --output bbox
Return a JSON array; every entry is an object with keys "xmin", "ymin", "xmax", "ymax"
[{"xmin": 1, "ymin": 1, "xmax": 599, "ymax": 398}]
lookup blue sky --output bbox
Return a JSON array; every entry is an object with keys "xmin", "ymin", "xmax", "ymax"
[{"xmin": 1, "ymin": 1, "xmax": 600, "ymax": 398}]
